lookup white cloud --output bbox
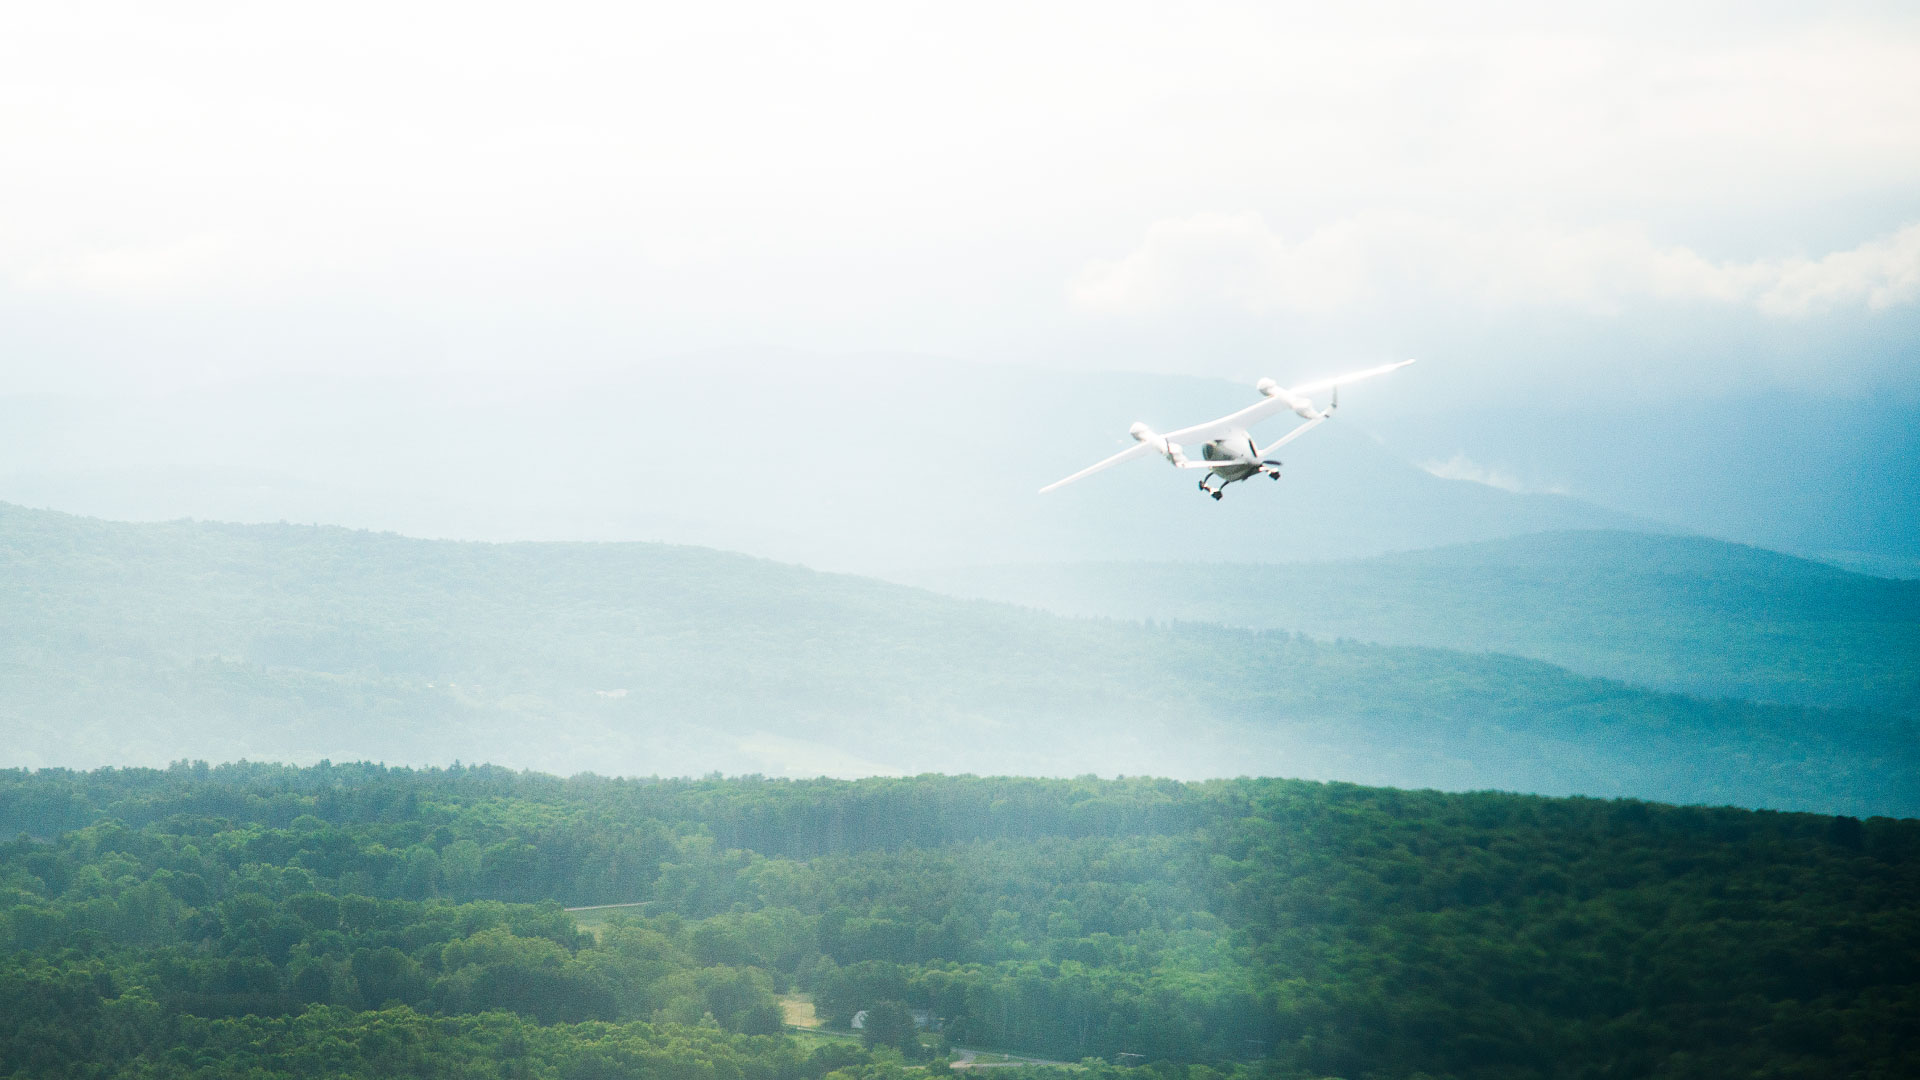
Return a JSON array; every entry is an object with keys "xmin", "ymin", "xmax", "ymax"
[
  {"xmin": 1, "ymin": 2, "xmax": 1918, "ymax": 391},
  {"xmin": 1754, "ymin": 225, "xmax": 1920, "ymax": 316},
  {"xmin": 1072, "ymin": 214, "xmax": 1920, "ymax": 319},
  {"xmin": 1418, "ymin": 453, "xmax": 1564, "ymax": 495},
  {"xmin": 17, "ymin": 235, "xmax": 239, "ymax": 299}
]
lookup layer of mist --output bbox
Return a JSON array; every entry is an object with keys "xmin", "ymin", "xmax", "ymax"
[
  {"xmin": 2, "ymin": 504, "xmax": 1911, "ymax": 816},
  {"xmin": 898, "ymin": 530, "xmax": 1920, "ymax": 715}
]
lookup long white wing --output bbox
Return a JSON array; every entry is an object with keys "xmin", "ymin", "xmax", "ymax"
[
  {"xmin": 1257, "ymin": 416, "xmax": 1326, "ymax": 458},
  {"xmin": 1038, "ymin": 442, "xmax": 1157, "ymax": 494},
  {"xmin": 1286, "ymin": 358, "xmax": 1417, "ymax": 396},
  {"xmin": 1158, "ymin": 358, "xmax": 1416, "ymax": 445},
  {"xmin": 1158, "ymin": 395, "xmax": 1299, "ymax": 445}
]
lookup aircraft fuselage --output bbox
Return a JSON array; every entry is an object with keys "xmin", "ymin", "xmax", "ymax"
[
  {"xmin": 1200, "ymin": 427, "xmax": 1263, "ymax": 481},
  {"xmin": 1193, "ymin": 426, "xmax": 1283, "ymax": 499}
]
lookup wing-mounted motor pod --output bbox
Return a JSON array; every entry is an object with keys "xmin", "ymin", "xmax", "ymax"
[
  {"xmin": 1254, "ymin": 377, "xmax": 1320, "ymax": 419},
  {"xmin": 1128, "ymin": 422, "xmax": 1189, "ymax": 465}
]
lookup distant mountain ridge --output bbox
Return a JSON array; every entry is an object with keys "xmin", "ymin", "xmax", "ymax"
[
  {"xmin": 0, "ymin": 361, "xmax": 1654, "ymax": 573},
  {"xmin": 1, "ymin": 505, "xmax": 1912, "ymax": 816},
  {"xmin": 897, "ymin": 530, "xmax": 1920, "ymax": 716}
]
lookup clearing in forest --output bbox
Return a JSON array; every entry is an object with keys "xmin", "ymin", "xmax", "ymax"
[{"xmin": 780, "ymin": 994, "xmax": 821, "ymax": 1029}]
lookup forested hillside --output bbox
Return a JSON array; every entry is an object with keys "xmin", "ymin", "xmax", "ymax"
[
  {"xmin": 902, "ymin": 530, "xmax": 1920, "ymax": 715},
  {"xmin": 1, "ymin": 766, "xmax": 1914, "ymax": 1079},
  {"xmin": 2, "ymin": 505, "xmax": 1914, "ymax": 815}
]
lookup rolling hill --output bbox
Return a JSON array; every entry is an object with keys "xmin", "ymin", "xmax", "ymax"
[
  {"xmin": 897, "ymin": 531, "xmax": 1920, "ymax": 716},
  {"xmin": 1, "ymin": 504, "xmax": 1912, "ymax": 816}
]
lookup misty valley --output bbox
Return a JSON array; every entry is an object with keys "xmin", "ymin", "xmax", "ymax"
[
  {"xmin": 3, "ymin": 504, "xmax": 1914, "ymax": 816},
  {"xmin": 0, "ymin": 501, "xmax": 1916, "ymax": 1079}
]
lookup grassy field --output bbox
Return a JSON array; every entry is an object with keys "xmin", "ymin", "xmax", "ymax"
[
  {"xmin": 563, "ymin": 902, "xmax": 650, "ymax": 940},
  {"xmin": 780, "ymin": 994, "xmax": 823, "ymax": 1029}
]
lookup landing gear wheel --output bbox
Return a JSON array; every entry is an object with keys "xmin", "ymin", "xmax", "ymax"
[
  {"xmin": 1270, "ymin": 472, "xmax": 1281, "ymax": 481},
  {"xmin": 1210, "ymin": 490, "xmax": 1224, "ymax": 501},
  {"xmin": 1197, "ymin": 480, "xmax": 1208, "ymax": 492}
]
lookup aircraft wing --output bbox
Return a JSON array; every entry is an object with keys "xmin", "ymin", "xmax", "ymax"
[
  {"xmin": 1038, "ymin": 442, "xmax": 1157, "ymax": 494},
  {"xmin": 1286, "ymin": 358, "xmax": 1417, "ymax": 396},
  {"xmin": 1257, "ymin": 416, "xmax": 1326, "ymax": 458},
  {"xmin": 1158, "ymin": 395, "xmax": 1299, "ymax": 446},
  {"xmin": 1159, "ymin": 359, "xmax": 1414, "ymax": 444}
]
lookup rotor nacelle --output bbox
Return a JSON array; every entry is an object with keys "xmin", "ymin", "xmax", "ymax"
[
  {"xmin": 1128, "ymin": 422, "xmax": 1187, "ymax": 464},
  {"xmin": 1255, "ymin": 380, "xmax": 1319, "ymax": 418}
]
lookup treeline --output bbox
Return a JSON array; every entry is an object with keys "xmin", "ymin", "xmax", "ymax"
[
  {"xmin": 1, "ymin": 765, "xmax": 1917, "ymax": 1078},
  {"xmin": 0, "ymin": 762, "xmax": 1207, "ymax": 866}
]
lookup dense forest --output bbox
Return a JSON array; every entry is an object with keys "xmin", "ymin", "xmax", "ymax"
[
  {"xmin": 3, "ymin": 505, "xmax": 1913, "ymax": 816},
  {"xmin": 1, "ymin": 765, "xmax": 1914, "ymax": 1079}
]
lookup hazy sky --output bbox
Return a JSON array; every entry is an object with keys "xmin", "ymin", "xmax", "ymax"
[{"xmin": 4, "ymin": 1, "xmax": 1919, "ymax": 401}]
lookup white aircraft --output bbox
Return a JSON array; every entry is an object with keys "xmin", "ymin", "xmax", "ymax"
[{"xmin": 1040, "ymin": 359, "xmax": 1416, "ymax": 500}]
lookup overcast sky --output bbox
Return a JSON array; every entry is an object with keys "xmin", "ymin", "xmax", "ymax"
[{"xmin": 4, "ymin": 0, "xmax": 1919, "ymax": 401}]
